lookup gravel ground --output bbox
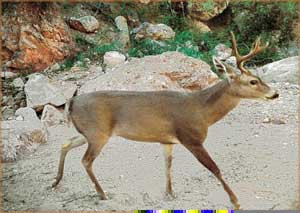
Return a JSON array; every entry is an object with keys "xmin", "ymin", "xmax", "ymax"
[{"xmin": 2, "ymin": 82, "xmax": 298, "ymax": 211}]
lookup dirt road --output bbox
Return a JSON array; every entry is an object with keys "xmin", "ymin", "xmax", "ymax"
[{"xmin": 2, "ymin": 82, "xmax": 298, "ymax": 210}]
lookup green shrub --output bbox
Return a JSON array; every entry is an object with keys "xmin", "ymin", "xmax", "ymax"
[
  {"xmin": 128, "ymin": 30, "xmax": 217, "ymax": 65},
  {"xmin": 230, "ymin": 2, "xmax": 299, "ymax": 64},
  {"xmin": 62, "ymin": 37, "xmax": 122, "ymax": 70}
]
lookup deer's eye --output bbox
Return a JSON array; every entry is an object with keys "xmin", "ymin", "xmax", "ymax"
[{"xmin": 250, "ymin": 80, "xmax": 258, "ymax": 85}]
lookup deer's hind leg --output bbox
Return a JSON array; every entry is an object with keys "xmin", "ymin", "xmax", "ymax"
[
  {"xmin": 162, "ymin": 144, "xmax": 175, "ymax": 198},
  {"xmin": 52, "ymin": 135, "xmax": 87, "ymax": 188},
  {"xmin": 177, "ymin": 129, "xmax": 240, "ymax": 209},
  {"xmin": 81, "ymin": 134, "xmax": 109, "ymax": 200}
]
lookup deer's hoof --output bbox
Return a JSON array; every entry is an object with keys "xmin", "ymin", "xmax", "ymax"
[
  {"xmin": 52, "ymin": 180, "xmax": 59, "ymax": 188},
  {"xmin": 234, "ymin": 202, "xmax": 241, "ymax": 210},
  {"xmin": 164, "ymin": 192, "xmax": 176, "ymax": 201},
  {"xmin": 100, "ymin": 194, "xmax": 108, "ymax": 200}
]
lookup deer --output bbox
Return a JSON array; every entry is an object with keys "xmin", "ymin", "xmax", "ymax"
[{"xmin": 52, "ymin": 32, "xmax": 279, "ymax": 209}]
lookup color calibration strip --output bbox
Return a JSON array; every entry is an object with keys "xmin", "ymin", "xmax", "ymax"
[{"xmin": 134, "ymin": 210, "xmax": 234, "ymax": 213}]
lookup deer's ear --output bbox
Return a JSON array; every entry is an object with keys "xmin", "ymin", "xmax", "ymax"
[
  {"xmin": 213, "ymin": 56, "xmax": 227, "ymax": 75},
  {"xmin": 212, "ymin": 56, "xmax": 237, "ymax": 79}
]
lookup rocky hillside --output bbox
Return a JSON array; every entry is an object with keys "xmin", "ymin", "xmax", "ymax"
[{"xmin": 2, "ymin": 2, "xmax": 299, "ymax": 73}]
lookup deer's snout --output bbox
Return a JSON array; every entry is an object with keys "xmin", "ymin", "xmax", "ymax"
[{"xmin": 265, "ymin": 91, "xmax": 279, "ymax": 100}]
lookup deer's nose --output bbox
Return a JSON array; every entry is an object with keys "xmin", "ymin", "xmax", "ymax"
[
  {"xmin": 272, "ymin": 93, "xmax": 279, "ymax": 99},
  {"xmin": 269, "ymin": 93, "xmax": 279, "ymax": 99}
]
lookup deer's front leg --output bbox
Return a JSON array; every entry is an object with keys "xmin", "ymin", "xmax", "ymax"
[
  {"xmin": 161, "ymin": 144, "xmax": 175, "ymax": 198},
  {"xmin": 177, "ymin": 129, "xmax": 240, "ymax": 209}
]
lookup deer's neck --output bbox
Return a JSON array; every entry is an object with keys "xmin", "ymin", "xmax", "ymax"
[{"xmin": 195, "ymin": 79, "xmax": 241, "ymax": 126}]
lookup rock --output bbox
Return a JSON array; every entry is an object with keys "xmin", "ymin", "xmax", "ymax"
[
  {"xmin": 271, "ymin": 118, "xmax": 286, "ymax": 125},
  {"xmin": 2, "ymin": 3, "xmax": 75, "ymax": 72},
  {"xmin": 214, "ymin": 44, "xmax": 232, "ymax": 60},
  {"xmin": 41, "ymin": 105, "xmax": 64, "ymax": 127},
  {"xmin": 24, "ymin": 73, "xmax": 77, "ymax": 109},
  {"xmin": 12, "ymin": 78, "xmax": 24, "ymax": 89},
  {"xmin": 139, "ymin": 0, "xmax": 151, "ymax": 4},
  {"xmin": 190, "ymin": 20, "xmax": 211, "ymax": 33},
  {"xmin": 257, "ymin": 56, "xmax": 299, "ymax": 84},
  {"xmin": 115, "ymin": 16, "xmax": 130, "ymax": 48},
  {"xmin": 2, "ymin": 107, "xmax": 47, "ymax": 162},
  {"xmin": 188, "ymin": 0, "xmax": 230, "ymax": 21},
  {"xmin": 103, "ymin": 51, "xmax": 126, "ymax": 69},
  {"xmin": 45, "ymin": 63, "xmax": 60, "ymax": 72},
  {"xmin": 1, "ymin": 71, "xmax": 18, "ymax": 79},
  {"xmin": 79, "ymin": 51, "xmax": 219, "ymax": 94},
  {"xmin": 133, "ymin": 22, "xmax": 175, "ymax": 41},
  {"xmin": 262, "ymin": 117, "xmax": 271, "ymax": 123},
  {"xmin": 67, "ymin": 16, "xmax": 100, "ymax": 33},
  {"xmin": 225, "ymin": 56, "xmax": 237, "ymax": 67},
  {"xmin": 2, "ymin": 107, "xmax": 15, "ymax": 121},
  {"xmin": 88, "ymin": 64, "xmax": 103, "ymax": 73},
  {"xmin": 83, "ymin": 58, "xmax": 91, "ymax": 64},
  {"xmin": 15, "ymin": 115, "xmax": 24, "ymax": 121}
]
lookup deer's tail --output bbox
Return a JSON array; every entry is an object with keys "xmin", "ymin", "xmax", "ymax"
[{"xmin": 64, "ymin": 99, "xmax": 73, "ymax": 127}]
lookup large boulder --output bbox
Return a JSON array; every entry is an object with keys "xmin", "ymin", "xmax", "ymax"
[
  {"xmin": 79, "ymin": 51, "xmax": 219, "ymax": 94},
  {"xmin": 2, "ymin": 107, "xmax": 47, "ymax": 162},
  {"xmin": 2, "ymin": 3, "xmax": 75, "ymax": 72},
  {"xmin": 188, "ymin": 0, "xmax": 230, "ymax": 21},
  {"xmin": 67, "ymin": 16, "xmax": 100, "ymax": 33},
  {"xmin": 257, "ymin": 56, "xmax": 299, "ymax": 84},
  {"xmin": 24, "ymin": 73, "xmax": 77, "ymax": 110},
  {"xmin": 132, "ymin": 22, "xmax": 175, "ymax": 41}
]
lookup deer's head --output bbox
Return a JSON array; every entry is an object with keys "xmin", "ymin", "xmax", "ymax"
[{"xmin": 213, "ymin": 32, "xmax": 279, "ymax": 100}]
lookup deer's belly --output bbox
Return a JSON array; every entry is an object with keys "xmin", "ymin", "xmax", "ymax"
[{"xmin": 113, "ymin": 123, "xmax": 179, "ymax": 144}]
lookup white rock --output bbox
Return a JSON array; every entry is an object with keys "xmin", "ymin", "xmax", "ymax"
[
  {"xmin": 15, "ymin": 107, "xmax": 39, "ymax": 121},
  {"xmin": 103, "ymin": 51, "xmax": 126, "ymax": 68},
  {"xmin": 24, "ymin": 73, "xmax": 77, "ymax": 109},
  {"xmin": 15, "ymin": 115, "xmax": 24, "ymax": 121},
  {"xmin": 12, "ymin": 77, "xmax": 24, "ymax": 89},
  {"xmin": 88, "ymin": 64, "xmax": 103, "ymax": 73},
  {"xmin": 133, "ymin": 22, "xmax": 175, "ymax": 41},
  {"xmin": 49, "ymin": 63, "xmax": 60, "ymax": 72},
  {"xmin": 258, "ymin": 56, "xmax": 299, "ymax": 84},
  {"xmin": 262, "ymin": 117, "xmax": 271, "ymax": 123},
  {"xmin": 1, "ymin": 71, "xmax": 17, "ymax": 79},
  {"xmin": 2, "ymin": 107, "xmax": 48, "ymax": 162},
  {"xmin": 41, "ymin": 105, "xmax": 65, "ymax": 127},
  {"xmin": 68, "ymin": 16, "xmax": 99, "ymax": 33},
  {"xmin": 214, "ymin": 44, "xmax": 232, "ymax": 60},
  {"xmin": 115, "ymin": 16, "xmax": 130, "ymax": 48},
  {"xmin": 225, "ymin": 56, "xmax": 237, "ymax": 67}
]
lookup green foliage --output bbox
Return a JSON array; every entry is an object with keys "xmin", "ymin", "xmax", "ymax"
[
  {"xmin": 230, "ymin": 2, "xmax": 299, "ymax": 64},
  {"xmin": 62, "ymin": 35, "xmax": 122, "ymax": 70},
  {"xmin": 128, "ymin": 31, "xmax": 195, "ymax": 58},
  {"xmin": 157, "ymin": 1, "xmax": 188, "ymax": 31},
  {"xmin": 231, "ymin": 3, "xmax": 298, "ymax": 46},
  {"xmin": 158, "ymin": 15, "xmax": 188, "ymax": 31},
  {"xmin": 201, "ymin": 0, "xmax": 215, "ymax": 12},
  {"xmin": 187, "ymin": 0, "xmax": 216, "ymax": 13},
  {"xmin": 128, "ymin": 30, "xmax": 227, "ymax": 66}
]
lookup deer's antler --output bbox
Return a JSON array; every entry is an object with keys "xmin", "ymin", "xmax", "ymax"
[{"xmin": 230, "ymin": 31, "xmax": 269, "ymax": 74}]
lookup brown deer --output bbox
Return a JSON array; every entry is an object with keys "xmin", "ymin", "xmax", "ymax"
[{"xmin": 52, "ymin": 32, "xmax": 279, "ymax": 209}]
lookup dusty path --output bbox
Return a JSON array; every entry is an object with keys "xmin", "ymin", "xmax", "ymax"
[{"xmin": 2, "ymin": 82, "xmax": 298, "ymax": 211}]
